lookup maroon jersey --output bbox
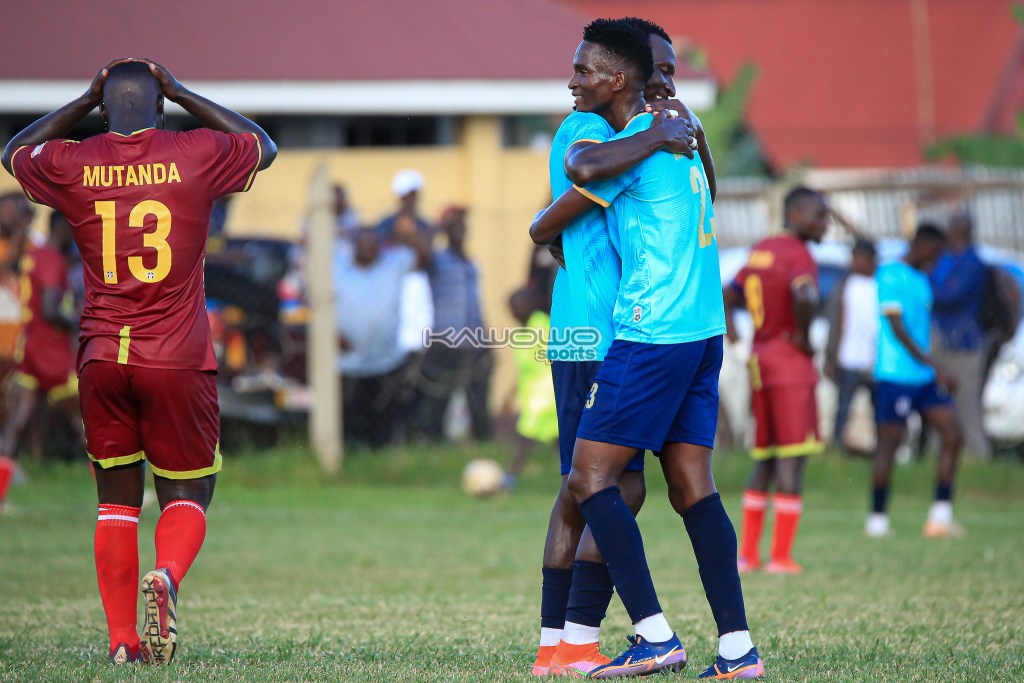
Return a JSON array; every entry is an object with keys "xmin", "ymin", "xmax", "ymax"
[
  {"xmin": 10, "ymin": 128, "xmax": 262, "ymax": 372},
  {"xmin": 732, "ymin": 233, "xmax": 818, "ymax": 386},
  {"xmin": 16, "ymin": 244, "xmax": 71, "ymax": 360}
]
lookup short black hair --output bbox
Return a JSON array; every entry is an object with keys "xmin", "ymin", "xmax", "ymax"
[
  {"xmin": 619, "ymin": 17, "xmax": 671, "ymax": 43},
  {"xmin": 852, "ymin": 238, "xmax": 876, "ymax": 256},
  {"xmin": 783, "ymin": 185, "xmax": 823, "ymax": 216},
  {"xmin": 582, "ymin": 18, "xmax": 655, "ymax": 84},
  {"xmin": 914, "ymin": 222, "xmax": 946, "ymax": 243}
]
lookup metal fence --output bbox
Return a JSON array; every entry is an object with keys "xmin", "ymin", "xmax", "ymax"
[{"xmin": 714, "ymin": 166, "xmax": 1024, "ymax": 250}]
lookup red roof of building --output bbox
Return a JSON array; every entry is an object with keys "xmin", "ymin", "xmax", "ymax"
[
  {"xmin": 563, "ymin": 0, "xmax": 1024, "ymax": 168},
  {"xmin": 1, "ymin": 0, "xmax": 591, "ymax": 81}
]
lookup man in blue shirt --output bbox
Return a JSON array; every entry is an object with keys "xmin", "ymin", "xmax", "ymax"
[
  {"xmin": 868, "ymin": 223, "xmax": 964, "ymax": 539},
  {"xmin": 531, "ymin": 20, "xmax": 762, "ymax": 680},
  {"xmin": 530, "ymin": 17, "xmax": 715, "ymax": 678},
  {"xmin": 929, "ymin": 210, "xmax": 989, "ymax": 458}
]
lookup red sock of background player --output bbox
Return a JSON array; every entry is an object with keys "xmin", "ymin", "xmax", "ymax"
[
  {"xmin": 0, "ymin": 456, "xmax": 14, "ymax": 505},
  {"xmin": 739, "ymin": 490, "xmax": 768, "ymax": 565},
  {"xmin": 154, "ymin": 500, "xmax": 207, "ymax": 591},
  {"xmin": 770, "ymin": 493, "xmax": 803, "ymax": 563},
  {"xmin": 95, "ymin": 504, "xmax": 142, "ymax": 650}
]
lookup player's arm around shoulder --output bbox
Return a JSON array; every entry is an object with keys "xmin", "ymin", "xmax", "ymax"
[{"xmin": 564, "ymin": 113, "xmax": 694, "ymax": 186}]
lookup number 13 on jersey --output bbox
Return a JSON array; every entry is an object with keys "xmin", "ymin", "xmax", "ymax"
[{"xmin": 95, "ymin": 200, "xmax": 172, "ymax": 285}]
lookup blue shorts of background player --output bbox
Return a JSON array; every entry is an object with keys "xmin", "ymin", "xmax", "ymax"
[
  {"xmin": 576, "ymin": 336, "xmax": 722, "ymax": 453},
  {"xmin": 551, "ymin": 360, "xmax": 645, "ymax": 475},
  {"xmin": 874, "ymin": 380, "xmax": 953, "ymax": 424}
]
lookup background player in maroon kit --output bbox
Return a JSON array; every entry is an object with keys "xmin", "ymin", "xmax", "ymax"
[
  {"xmin": 0, "ymin": 211, "xmax": 82, "ymax": 512},
  {"xmin": 1, "ymin": 58, "xmax": 277, "ymax": 664},
  {"xmin": 724, "ymin": 186, "xmax": 828, "ymax": 575}
]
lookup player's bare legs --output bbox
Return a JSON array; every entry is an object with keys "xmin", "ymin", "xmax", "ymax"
[
  {"xmin": 921, "ymin": 406, "xmax": 963, "ymax": 537},
  {"xmin": 660, "ymin": 443, "xmax": 757, "ymax": 669},
  {"xmin": 0, "ymin": 385, "xmax": 41, "ymax": 513},
  {"xmin": 745, "ymin": 459, "xmax": 776, "ymax": 494},
  {"xmin": 867, "ymin": 423, "xmax": 905, "ymax": 537}
]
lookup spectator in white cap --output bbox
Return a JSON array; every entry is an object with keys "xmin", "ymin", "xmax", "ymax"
[{"xmin": 378, "ymin": 168, "xmax": 432, "ymax": 241}]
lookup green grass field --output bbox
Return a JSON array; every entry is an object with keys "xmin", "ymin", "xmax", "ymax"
[{"xmin": 1, "ymin": 442, "xmax": 1023, "ymax": 682}]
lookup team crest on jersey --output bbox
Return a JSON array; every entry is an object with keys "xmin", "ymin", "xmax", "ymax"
[
  {"xmin": 633, "ymin": 306, "xmax": 643, "ymax": 323},
  {"xmin": 31, "ymin": 142, "xmax": 46, "ymax": 158}
]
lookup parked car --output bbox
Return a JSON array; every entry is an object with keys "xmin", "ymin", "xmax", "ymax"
[
  {"xmin": 205, "ymin": 237, "xmax": 308, "ymax": 447},
  {"xmin": 717, "ymin": 238, "xmax": 1024, "ymax": 457}
]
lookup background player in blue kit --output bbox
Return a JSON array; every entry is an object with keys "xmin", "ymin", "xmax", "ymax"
[
  {"xmin": 532, "ymin": 20, "xmax": 763, "ymax": 680},
  {"xmin": 867, "ymin": 223, "xmax": 964, "ymax": 539},
  {"xmin": 529, "ymin": 18, "xmax": 717, "ymax": 678}
]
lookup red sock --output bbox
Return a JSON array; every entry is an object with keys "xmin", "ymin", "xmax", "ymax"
[
  {"xmin": 0, "ymin": 456, "xmax": 14, "ymax": 503},
  {"xmin": 740, "ymin": 490, "xmax": 768, "ymax": 564},
  {"xmin": 95, "ymin": 504, "xmax": 142, "ymax": 650},
  {"xmin": 770, "ymin": 494, "xmax": 803, "ymax": 562},
  {"xmin": 155, "ymin": 500, "xmax": 207, "ymax": 591}
]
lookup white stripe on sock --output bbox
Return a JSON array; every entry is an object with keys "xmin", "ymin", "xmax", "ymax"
[{"xmin": 97, "ymin": 514, "xmax": 139, "ymax": 523}]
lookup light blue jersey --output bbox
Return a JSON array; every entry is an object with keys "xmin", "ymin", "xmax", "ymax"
[
  {"xmin": 547, "ymin": 112, "xmax": 620, "ymax": 362},
  {"xmin": 577, "ymin": 113, "xmax": 726, "ymax": 344},
  {"xmin": 875, "ymin": 261, "xmax": 935, "ymax": 384}
]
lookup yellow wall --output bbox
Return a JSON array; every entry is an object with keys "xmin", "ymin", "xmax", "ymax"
[{"xmin": 0, "ymin": 115, "xmax": 553, "ymax": 413}]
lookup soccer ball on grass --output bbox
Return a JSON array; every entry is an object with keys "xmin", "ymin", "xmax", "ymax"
[{"xmin": 461, "ymin": 458, "xmax": 505, "ymax": 498}]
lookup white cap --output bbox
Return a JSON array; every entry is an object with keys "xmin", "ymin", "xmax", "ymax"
[{"xmin": 392, "ymin": 169, "xmax": 424, "ymax": 197}]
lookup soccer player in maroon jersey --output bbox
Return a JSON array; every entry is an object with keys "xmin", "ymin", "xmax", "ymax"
[
  {"xmin": 1, "ymin": 58, "xmax": 277, "ymax": 664},
  {"xmin": 0, "ymin": 211, "xmax": 82, "ymax": 507},
  {"xmin": 723, "ymin": 186, "xmax": 828, "ymax": 575}
]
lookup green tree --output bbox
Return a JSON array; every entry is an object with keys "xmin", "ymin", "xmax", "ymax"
[
  {"xmin": 925, "ymin": 4, "xmax": 1024, "ymax": 167},
  {"xmin": 696, "ymin": 63, "xmax": 769, "ymax": 176}
]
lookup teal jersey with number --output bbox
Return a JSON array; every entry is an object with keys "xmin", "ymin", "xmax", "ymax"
[
  {"xmin": 577, "ymin": 113, "xmax": 725, "ymax": 344},
  {"xmin": 547, "ymin": 112, "xmax": 619, "ymax": 362},
  {"xmin": 875, "ymin": 261, "xmax": 935, "ymax": 384}
]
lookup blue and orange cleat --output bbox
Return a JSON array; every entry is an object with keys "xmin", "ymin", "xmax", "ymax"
[
  {"xmin": 697, "ymin": 647, "xmax": 765, "ymax": 679},
  {"xmin": 141, "ymin": 568, "xmax": 178, "ymax": 664},
  {"xmin": 587, "ymin": 634, "xmax": 686, "ymax": 678},
  {"xmin": 108, "ymin": 641, "xmax": 151, "ymax": 664}
]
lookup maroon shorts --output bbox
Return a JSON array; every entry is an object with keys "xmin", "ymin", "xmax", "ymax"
[
  {"xmin": 16, "ymin": 343, "xmax": 76, "ymax": 397},
  {"xmin": 79, "ymin": 361, "xmax": 221, "ymax": 479},
  {"xmin": 750, "ymin": 381, "xmax": 822, "ymax": 460}
]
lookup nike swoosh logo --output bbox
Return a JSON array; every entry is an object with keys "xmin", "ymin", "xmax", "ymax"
[
  {"xmin": 653, "ymin": 649, "xmax": 678, "ymax": 665},
  {"xmin": 727, "ymin": 662, "xmax": 747, "ymax": 672}
]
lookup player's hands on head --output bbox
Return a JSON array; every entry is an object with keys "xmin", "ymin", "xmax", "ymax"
[
  {"xmin": 84, "ymin": 58, "xmax": 136, "ymax": 106},
  {"xmin": 649, "ymin": 110, "xmax": 697, "ymax": 158},
  {"xmin": 139, "ymin": 59, "xmax": 185, "ymax": 101}
]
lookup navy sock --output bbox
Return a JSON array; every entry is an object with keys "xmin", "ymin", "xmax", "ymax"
[
  {"xmin": 579, "ymin": 486, "xmax": 662, "ymax": 623},
  {"xmin": 935, "ymin": 482, "xmax": 953, "ymax": 502},
  {"xmin": 682, "ymin": 492, "xmax": 749, "ymax": 636},
  {"xmin": 540, "ymin": 566, "xmax": 573, "ymax": 630},
  {"xmin": 872, "ymin": 486, "xmax": 890, "ymax": 514},
  {"xmin": 564, "ymin": 560, "xmax": 615, "ymax": 627}
]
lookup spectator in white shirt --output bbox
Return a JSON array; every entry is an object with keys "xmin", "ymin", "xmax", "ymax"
[{"xmin": 825, "ymin": 239, "xmax": 878, "ymax": 452}]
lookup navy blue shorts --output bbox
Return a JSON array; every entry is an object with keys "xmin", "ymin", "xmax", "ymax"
[
  {"xmin": 875, "ymin": 379, "xmax": 952, "ymax": 424},
  {"xmin": 551, "ymin": 360, "xmax": 645, "ymax": 476},
  {"xmin": 576, "ymin": 336, "xmax": 722, "ymax": 453}
]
